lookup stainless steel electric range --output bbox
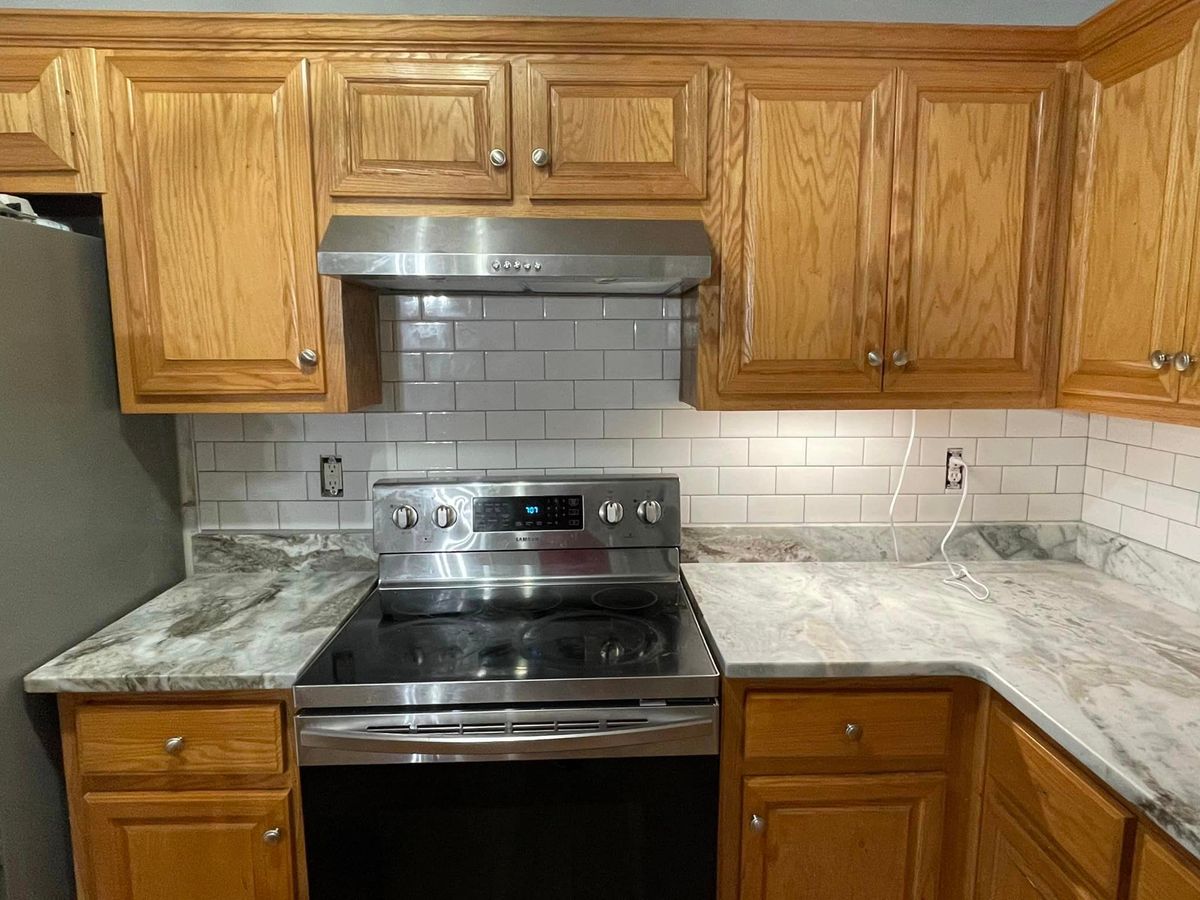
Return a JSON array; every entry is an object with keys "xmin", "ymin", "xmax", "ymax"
[{"xmin": 294, "ymin": 475, "xmax": 720, "ymax": 900}]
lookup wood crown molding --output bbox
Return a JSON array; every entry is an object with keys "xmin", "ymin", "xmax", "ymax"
[
  {"xmin": 1077, "ymin": 0, "xmax": 1200, "ymax": 56},
  {"xmin": 0, "ymin": 9, "xmax": 1077, "ymax": 59}
]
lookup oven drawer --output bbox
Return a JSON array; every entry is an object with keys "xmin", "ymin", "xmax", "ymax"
[
  {"xmin": 743, "ymin": 691, "xmax": 952, "ymax": 763},
  {"xmin": 75, "ymin": 702, "xmax": 285, "ymax": 776}
]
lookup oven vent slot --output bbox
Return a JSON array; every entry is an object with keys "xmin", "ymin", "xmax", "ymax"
[{"xmin": 363, "ymin": 715, "xmax": 654, "ymax": 736}]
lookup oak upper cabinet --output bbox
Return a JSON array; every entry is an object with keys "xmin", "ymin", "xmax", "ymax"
[
  {"xmin": 0, "ymin": 47, "xmax": 103, "ymax": 192},
  {"xmin": 103, "ymin": 54, "xmax": 344, "ymax": 411},
  {"xmin": 886, "ymin": 62, "xmax": 1065, "ymax": 400},
  {"xmin": 313, "ymin": 56, "xmax": 511, "ymax": 199},
  {"xmin": 82, "ymin": 790, "xmax": 296, "ymax": 900},
  {"xmin": 740, "ymin": 774, "xmax": 946, "ymax": 900},
  {"xmin": 717, "ymin": 60, "xmax": 895, "ymax": 400},
  {"xmin": 521, "ymin": 57, "xmax": 707, "ymax": 199},
  {"xmin": 1060, "ymin": 23, "xmax": 1200, "ymax": 416},
  {"xmin": 1132, "ymin": 832, "xmax": 1200, "ymax": 900}
]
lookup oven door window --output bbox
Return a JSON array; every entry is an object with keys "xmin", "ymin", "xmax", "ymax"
[{"xmin": 301, "ymin": 756, "xmax": 717, "ymax": 899}]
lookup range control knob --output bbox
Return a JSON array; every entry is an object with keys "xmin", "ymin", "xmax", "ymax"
[
  {"xmin": 391, "ymin": 505, "xmax": 419, "ymax": 529},
  {"xmin": 433, "ymin": 504, "xmax": 458, "ymax": 529},
  {"xmin": 598, "ymin": 499, "xmax": 624, "ymax": 526},
  {"xmin": 637, "ymin": 499, "xmax": 663, "ymax": 525}
]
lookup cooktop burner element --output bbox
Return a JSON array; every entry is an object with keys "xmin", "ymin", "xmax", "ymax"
[{"xmin": 294, "ymin": 475, "xmax": 718, "ymax": 711}]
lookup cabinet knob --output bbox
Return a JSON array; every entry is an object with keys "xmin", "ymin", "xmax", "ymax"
[
  {"xmin": 867, "ymin": 350, "xmax": 883, "ymax": 368},
  {"xmin": 531, "ymin": 148, "xmax": 550, "ymax": 168},
  {"xmin": 262, "ymin": 828, "xmax": 282, "ymax": 845},
  {"xmin": 299, "ymin": 348, "xmax": 319, "ymax": 366},
  {"xmin": 749, "ymin": 814, "xmax": 766, "ymax": 834},
  {"xmin": 1174, "ymin": 352, "xmax": 1194, "ymax": 373},
  {"xmin": 488, "ymin": 148, "xmax": 508, "ymax": 167},
  {"xmin": 163, "ymin": 735, "xmax": 185, "ymax": 754},
  {"xmin": 844, "ymin": 722, "xmax": 863, "ymax": 741},
  {"xmin": 1150, "ymin": 350, "xmax": 1173, "ymax": 370},
  {"xmin": 891, "ymin": 349, "xmax": 910, "ymax": 367}
]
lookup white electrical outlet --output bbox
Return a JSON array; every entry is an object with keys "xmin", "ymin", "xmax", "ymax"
[
  {"xmin": 320, "ymin": 455, "xmax": 343, "ymax": 498},
  {"xmin": 945, "ymin": 448, "xmax": 965, "ymax": 492}
]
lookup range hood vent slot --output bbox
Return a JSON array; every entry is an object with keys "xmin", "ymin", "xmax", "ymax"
[{"xmin": 317, "ymin": 215, "xmax": 712, "ymax": 296}]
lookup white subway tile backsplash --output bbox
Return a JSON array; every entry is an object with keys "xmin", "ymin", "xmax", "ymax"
[
  {"xmin": 748, "ymin": 437, "xmax": 806, "ymax": 466},
  {"xmin": 1125, "ymin": 445, "xmax": 1175, "ymax": 484},
  {"xmin": 457, "ymin": 441, "xmax": 516, "ymax": 469},
  {"xmin": 456, "ymin": 382, "xmax": 515, "ymax": 411},
  {"xmin": 1027, "ymin": 493, "xmax": 1082, "ymax": 521},
  {"xmin": 1005, "ymin": 409, "xmax": 1062, "ymax": 437},
  {"xmin": 1101, "ymin": 470, "xmax": 1148, "ymax": 509},
  {"xmin": 661, "ymin": 409, "xmax": 720, "ymax": 438},
  {"xmin": 426, "ymin": 412, "xmax": 485, "ymax": 441},
  {"xmin": 1120, "ymin": 507, "xmax": 1169, "ymax": 548},
  {"xmin": 832, "ymin": 466, "xmax": 889, "ymax": 494},
  {"xmin": 605, "ymin": 410, "xmax": 662, "ymax": 438},
  {"xmin": 198, "ymin": 471, "xmax": 247, "ymax": 501},
  {"xmin": 575, "ymin": 380, "xmax": 632, "ymax": 409},
  {"xmin": 483, "ymin": 296, "xmax": 544, "ymax": 320},
  {"xmin": 275, "ymin": 442, "xmax": 333, "ymax": 471},
  {"xmin": 691, "ymin": 438, "xmax": 748, "ymax": 467},
  {"xmin": 214, "ymin": 442, "xmax": 274, "ymax": 471},
  {"xmin": 1082, "ymin": 494, "xmax": 1122, "ymax": 530},
  {"xmin": 835, "ymin": 410, "xmax": 894, "ymax": 437},
  {"xmin": 575, "ymin": 439, "xmax": 633, "ymax": 468},
  {"xmin": 516, "ymin": 381, "xmax": 574, "ymax": 409},
  {"xmin": 424, "ymin": 351, "xmax": 485, "ymax": 381},
  {"xmin": 1061, "ymin": 411, "xmax": 1089, "ymax": 437},
  {"xmin": 778, "ymin": 410, "xmax": 837, "ymax": 436},
  {"xmin": 1086, "ymin": 439, "xmax": 1127, "ymax": 472},
  {"xmin": 486, "ymin": 411, "xmax": 545, "ymax": 440},
  {"xmin": 194, "ymin": 442, "xmax": 215, "ymax": 471},
  {"xmin": 950, "ymin": 409, "xmax": 1007, "ymax": 437},
  {"xmin": 192, "ymin": 414, "xmax": 244, "ymax": 441},
  {"xmin": 399, "ymin": 382, "xmax": 457, "ymax": 411},
  {"xmin": 633, "ymin": 320, "xmax": 673, "ymax": 350},
  {"xmin": 862, "ymin": 494, "xmax": 916, "ymax": 522},
  {"xmin": 454, "ymin": 321, "xmax": 514, "ymax": 350},
  {"xmin": 673, "ymin": 466, "xmax": 719, "ymax": 495},
  {"xmin": 380, "ymin": 294, "xmax": 420, "ymax": 320},
  {"xmin": 976, "ymin": 438, "xmax": 1032, "ymax": 466},
  {"xmin": 246, "ymin": 471, "xmax": 308, "ymax": 501},
  {"xmin": 1145, "ymin": 482, "xmax": 1199, "ymax": 524},
  {"xmin": 338, "ymin": 501, "xmax": 373, "ymax": 530},
  {"xmin": 397, "ymin": 321, "xmax": 453, "ymax": 351},
  {"xmin": 516, "ymin": 321, "xmax": 575, "ymax": 350},
  {"xmin": 545, "ymin": 350, "xmax": 603, "ymax": 380},
  {"xmin": 1000, "ymin": 466, "xmax": 1057, "ymax": 494},
  {"xmin": 335, "ymin": 442, "xmax": 395, "ymax": 471},
  {"xmin": 1151, "ymin": 422, "xmax": 1200, "ymax": 455},
  {"xmin": 517, "ymin": 440, "xmax": 575, "ymax": 468},
  {"xmin": 1173, "ymin": 453, "xmax": 1200, "ymax": 491},
  {"xmin": 633, "ymin": 381, "xmax": 688, "ymax": 409},
  {"xmin": 719, "ymin": 411, "xmax": 778, "ymax": 437},
  {"xmin": 690, "ymin": 494, "xmax": 748, "ymax": 524},
  {"xmin": 365, "ymin": 412, "xmax": 426, "ymax": 442},
  {"xmin": 603, "ymin": 296, "xmax": 662, "ymax": 319},
  {"xmin": 485, "ymin": 351, "xmax": 545, "ymax": 381},
  {"xmin": 1168, "ymin": 520, "xmax": 1200, "ymax": 562},
  {"xmin": 748, "ymin": 495, "xmax": 804, "ymax": 523},
  {"xmin": 546, "ymin": 410, "xmax": 603, "ymax": 439},
  {"xmin": 719, "ymin": 466, "xmax": 775, "ymax": 494},
  {"xmin": 806, "ymin": 437, "xmax": 863, "ymax": 466},
  {"xmin": 604, "ymin": 350, "xmax": 662, "ymax": 380},
  {"xmin": 279, "ymin": 501, "xmax": 341, "ymax": 530},
  {"xmin": 308, "ymin": 470, "xmax": 368, "ymax": 501},
  {"xmin": 305, "ymin": 414, "xmax": 365, "ymax": 442},
  {"xmin": 776, "ymin": 466, "xmax": 834, "ymax": 494},
  {"xmin": 863, "ymin": 437, "xmax": 912, "ymax": 466},
  {"xmin": 397, "ymin": 442, "xmax": 459, "ymax": 470},
  {"xmin": 917, "ymin": 494, "xmax": 972, "ymax": 522},
  {"xmin": 544, "ymin": 296, "xmax": 603, "ymax": 319},
  {"xmin": 219, "ymin": 501, "xmax": 279, "ymax": 530},
  {"xmin": 1105, "ymin": 416, "xmax": 1153, "ymax": 447},
  {"xmin": 576, "ymin": 321, "xmax": 633, "ymax": 349},
  {"xmin": 242, "ymin": 414, "xmax": 305, "ymax": 442},
  {"xmin": 1031, "ymin": 437, "xmax": 1087, "ymax": 466},
  {"xmin": 421, "ymin": 294, "xmax": 481, "ymax": 320},
  {"xmin": 633, "ymin": 438, "xmax": 691, "ymax": 467},
  {"xmin": 806, "ymin": 495, "xmax": 861, "ymax": 523}
]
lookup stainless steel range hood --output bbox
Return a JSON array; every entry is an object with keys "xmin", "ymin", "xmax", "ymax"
[{"xmin": 317, "ymin": 216, "xmax": 712, "ymax": 295}]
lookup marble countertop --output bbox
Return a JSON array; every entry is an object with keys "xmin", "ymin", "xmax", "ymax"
[
  {"xmin": 24, "ymin": 570, "xmax": 376, "ymax": 693},
  {"xmin": 683, "ymin": 560, "xmax": 1200, "ymax": 860}
]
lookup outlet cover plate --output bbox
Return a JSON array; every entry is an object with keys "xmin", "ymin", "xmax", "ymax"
[{"xmin": 320, "ymin": 455, "xmax": 344, "ymax": 498}]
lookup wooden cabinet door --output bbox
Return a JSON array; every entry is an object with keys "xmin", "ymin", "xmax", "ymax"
[
  {"xmin": 83, "ymin": 790, "xmax": 295, "ymax": 900},
  {"xmin": 104, "ymin": 54, "xmax": 326, "ymax": 404},
  {"xmin": 719, "ymin": 61, "xmax": 895, "ymax": 399},
  {"xmin": 1060, "ymin": 26, "xmax": 1200, "ymax": 407},
  {"xmin": 740, "ymin": 774, "xmax": 945, "ymax": 900},
  {"xmin": 886, "ymin": 62, "xmax": 1065, "ymax": 399},
  {"xmin": 1132, "ymin": 832, "xmax": 1200, "ymax": 900},
  {"xmin": 976, "ymin": 796, "xmax": 1105, "ymax": 900},
  {"xmin": 314, "ymin": 56, "xmax": 510, "ymax": 199},
  {"xmin": 0, "ymin": 47, "xmax": 102, "ymax": 192},
  {"xmin": 523, "ymin": 57, "xmax": 707, "ymax": 199}
]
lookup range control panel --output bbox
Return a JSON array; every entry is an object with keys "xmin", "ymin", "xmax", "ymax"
[{"xmin": 372, "ymin": 475, "xmax": 680, "ymax": 554}]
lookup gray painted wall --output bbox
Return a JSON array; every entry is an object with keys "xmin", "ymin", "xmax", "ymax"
[
  {"xmin": 1, "ymin": 0, "xmax": 1110, "ymax": 26},
  {"xmin": 0, "ymin": 218, "xmax": 185, "ymax": 900}
]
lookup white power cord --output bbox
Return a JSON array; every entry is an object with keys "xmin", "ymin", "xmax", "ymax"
[{"xmin": 888, "ymin": 410, "xmax": 990, "ymax": 601}]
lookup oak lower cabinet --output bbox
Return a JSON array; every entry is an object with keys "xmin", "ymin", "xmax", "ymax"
[
  {"xmin": 1133, "ymin": 832, "xmax": 1200, "ymax": 900},
  {"xmin": 1059, "ymin": 20, "xmax": 1200, "ymax": 422},
  {"xmin": 703, "ymin": 58, "xmax": 1066, "ymax": 409},
  {"xmin": 102, "ymin": 52, "xmax": 378, "ymax": 413},
  {"xmin": 60, "ymin": 692, "xmax": 306, "ymax": 900},
  {"xmin": 740, "ymin": 774, "xmax": 945, "ymax": 900},
  {"xmin": 83, "ymin": 790, "xmax": 296, "ymax": 900},
  {"xmin": 0, "ymin": 47, "xmax": 104, "ymax": 192}
]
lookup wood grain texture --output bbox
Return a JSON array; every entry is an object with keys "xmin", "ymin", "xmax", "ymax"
[
  {"xmin": 83, "ymin": 790, "xmax": 295, "ymax": 900},
  {"xmin": 740, "ymin": 773, "xmax": 946, "ymax": 900},
  {"xmin": 524, "ymin": 57, "xmax": 706, "ymax": 199},
  {"xmin": 718, "ymin": 59, "xmax": 895, "ymax": 398},
  {"xmin": 886, "ymin": 61, "xmax": 1065, "ymax": 400},
  {"xmin": 103, "ymin": 53, "xmax": 328, "ymax": 406},
  {"xmin": 75, "ymin": 703, "xmax": 284, "ymax": 776},
  {"xmin": 976, "ymin": 792, "xmax": 1108, "ymax": 900},
  {"xmin": 1132, "ymin": 831, "xmax": 1200, "ymax": 900},
  {"xmin": 743, "ymin": 690, "xmax": 951, "ymax": 762},
  {"xmin": 985, "ymin": 704, "xmax": 1134, "ymax": 897},
  {"xmin": 1059, "ymin": 25, "xmax": 1200, "ymax": 408},
  {"xmin": 313, "ymin": 55, "xmax": 510, "ymax": 199},
  {"xmin": 0, "ymin": 47, "xmax": 103, "ymax": 192},
  {"xmin": 0, "ymin": 11, "xmax": 1077, "ymax": 60}
]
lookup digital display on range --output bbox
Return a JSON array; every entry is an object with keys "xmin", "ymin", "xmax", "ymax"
[{"xmin": 472, "ymin": 495, "xmax": 584, "ymax": 532}]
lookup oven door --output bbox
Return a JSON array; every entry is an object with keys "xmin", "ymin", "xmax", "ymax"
[{"xmin": 297, "ymin": 704, "xmax": 718, "ymax": 899}]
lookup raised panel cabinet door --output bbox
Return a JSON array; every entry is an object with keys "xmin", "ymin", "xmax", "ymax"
[
  {"xmin": 83, "ymin": 790, "xmax": 295, "ymax": 900},
  {"xmin": 523, "ymin": 57, "xmax": 706, "ymax": 199},
  {"xmin": 1131, "ymin": 831, "xmax": 1200, "ymax": 900},
  {"xmin": 719, "ymin": 61, "xmax": 895, "ymax": 397},
  {"xmin": 1060, "ymin": 25, "xmax": 1200, "ymax": 406},
  {"xmin": 0, "ymin": 47, "xmax": 103, "ymax": 192},
  {"xmin": 976, "ymin": 795, "xmax": 1106, "ymax": 900},
  {"xmin": 105, "ymin": 54, "xmax": 326, "ymax": 401},
  {"xmin": 313, "ymin": 56, "xmax": 510, "ymax": 199},
  {"xmin": 739, "ymin": 774, "xmax": 945, "ymax": 900},
  {"xmin": 886, "ymin": 62, "xmax": 1065, "ymax": 398}
]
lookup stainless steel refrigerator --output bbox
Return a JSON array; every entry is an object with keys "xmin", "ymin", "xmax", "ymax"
[{"xmin": 0, "ymin": 215, "xmax": 185, "ymax": 899}]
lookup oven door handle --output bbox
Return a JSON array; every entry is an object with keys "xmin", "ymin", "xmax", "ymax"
[{"xmin": 299, "ymin": 716, "xmax": 714, "ymax": 757}]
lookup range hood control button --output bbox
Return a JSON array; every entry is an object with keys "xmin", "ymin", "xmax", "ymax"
[
  {"xmin": 491, "ymin": 260, "xmax": 501, "ymax": 271},
  {"xmin": 533, "ymin": 262, "xmax": 542, "ymax": 271}
]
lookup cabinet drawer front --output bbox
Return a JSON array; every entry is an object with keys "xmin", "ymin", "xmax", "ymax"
[
  {"xmin": 986, "ymin": 706, "xmax": 1132, "ymax": 895},
  {"xmin": 743, "ymin": 691, "xmax": 951, "ymax": 762},
  {"xmin": 76, "ymin": 703, "xmax": 284, "ymax": 776}
]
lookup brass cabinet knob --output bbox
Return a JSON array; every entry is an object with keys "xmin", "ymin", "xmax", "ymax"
[
  {"xmin": 488, "ymin": 148, "xmax": 508, "ymax": 167},
  {"xmin": 531, "ymin": 148, "xmax": 550, "ymax": 168}
]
